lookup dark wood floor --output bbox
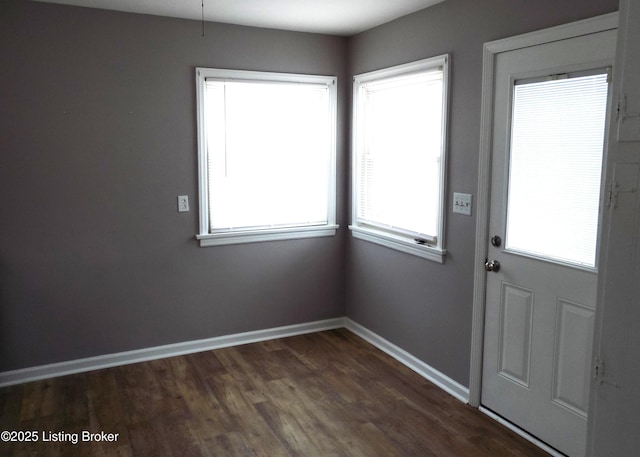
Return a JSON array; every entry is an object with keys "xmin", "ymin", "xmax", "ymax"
[{"xmin": 0, "ymin": 329, "xmax": 550, "ymax": 457}]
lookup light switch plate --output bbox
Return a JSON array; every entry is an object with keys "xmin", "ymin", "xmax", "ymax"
[
  {"xmin": 453, "ymin": 192, "xmax": 472, "ymax": 216},
  {"xmin": 177, "ymin": 195, "xmax": 189, "ymax": 212}
]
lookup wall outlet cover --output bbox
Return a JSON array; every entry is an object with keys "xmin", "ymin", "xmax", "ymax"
[
  {"xmin": 453, "ymin": 192, "xmax": 472, "ymax": 216},
  {"xmin": 178, "ymin": 195, "xmax": 190, "ymax": 212}
]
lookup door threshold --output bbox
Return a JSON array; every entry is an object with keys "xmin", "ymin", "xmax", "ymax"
[{"xmin": 479, "ymin": 406, "xmax": 566, "ymax": 457}]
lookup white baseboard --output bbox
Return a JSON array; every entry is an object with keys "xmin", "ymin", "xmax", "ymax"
[
  {"xmin": 344, "ymin": 318, "xmax": 470, "ymax": 403},
  {"xmin": 3, "ymin": 315, "xmax": 569, "ymax": 456},
  {"xmin": 0, "ymin": 318, "xmax": 345, "ymax": 388},
  {"xmin": 0, "ymin": 316, "xmax": 470, "ymax": 407}
]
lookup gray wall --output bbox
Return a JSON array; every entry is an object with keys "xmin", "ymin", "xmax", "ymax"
[
  {"xmin": 0, "ymin": 0, "xmax": 620, "ymax": 388},
  {"xmin": 0, "ymin": 1, "xmax": 348, "ymax": 371},
  {"xmin": 346, "ymin": 0, "xmax": 619, "ymax": 386}
]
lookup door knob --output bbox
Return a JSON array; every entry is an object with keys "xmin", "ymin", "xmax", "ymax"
[{"xmin": 484, "ymin": 259, "xmax": 501, "ymax": 272}]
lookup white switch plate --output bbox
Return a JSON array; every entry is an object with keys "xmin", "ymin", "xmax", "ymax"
[
  {"xmin": 453, "ymin": 192, "xmax": 472, "ymax": 216},
  {"xmin": 177, "ymin": 195, "xmax": 189, "ymax": 212}
]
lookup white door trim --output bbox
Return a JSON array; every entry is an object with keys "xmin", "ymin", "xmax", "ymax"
[{"xmin": 469, "ymin": 11, "xmax": 619, "ymax": 409}]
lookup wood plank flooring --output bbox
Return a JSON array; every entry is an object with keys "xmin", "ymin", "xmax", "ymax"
[{"xmin": 0, "ymin": 329, "xmax": 550, "ymax": 456}]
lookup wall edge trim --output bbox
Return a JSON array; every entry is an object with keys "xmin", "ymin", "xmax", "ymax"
[
  {"xmin": 0, "ymin": 317, "xmax": 346, "ymax": 387},
  {"xmin": 1, "ymin": 316, "xmax": 469, "ymax": 406},
  {"xmin": 344, "ymin": 318, "xmax": 470, "ymax": 403}
]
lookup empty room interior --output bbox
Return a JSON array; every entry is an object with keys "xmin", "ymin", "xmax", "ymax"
[{"xmin": 2, "ymin": 0, "xmax": 639, "ymax": 456}]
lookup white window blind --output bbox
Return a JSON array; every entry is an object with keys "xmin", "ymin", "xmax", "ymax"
[
  {"xmin": 351, "ymin": 55, "xmax": 449, "ymax": 261},
  {"xmin": 506, "ymin": 72, "xmax": 609, "ymax": 268},
  {"xmin": 195, "ymin": 68, "xmax": 337, "ymax": 246},
  {"xmin": 206, "ymin": 79, "xmax": 331, "ymax": 231},
  {"xmin": 358, "ymin": 70, "xmax": 443, "ymax": 238}
]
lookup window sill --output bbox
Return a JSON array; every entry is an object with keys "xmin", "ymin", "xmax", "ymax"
[
  {"xmin": 197, "ymin": 224, "xmax": 339, "ymax": 247},
  {"xmin": 349, "ymin": 225, "xmax": 446, "ymax": 263}
]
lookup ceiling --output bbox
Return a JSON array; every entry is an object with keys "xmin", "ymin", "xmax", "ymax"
[{"xmin": 34, "ymin": 0, "xmax": 446, "ymax": 36}]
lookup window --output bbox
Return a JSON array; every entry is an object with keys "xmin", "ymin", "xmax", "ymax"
[
  {"xmin": 506, "ymin": 70, "xmax": 610, "ymax": 268},
  {"xmin": 195, "ymin": 68, "xmax": 338, "ymax": 246},
  {"xmin": 350, "ymin": 55, "xmax": 450, "ymax": 262}
]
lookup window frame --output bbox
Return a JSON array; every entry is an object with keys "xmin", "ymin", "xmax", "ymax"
[
  {"xmin": 350, "ymin": 55, "xmax": 450, "ymax": 263},
  {"xmin": 195, "ymin": 67, "xmax": 339, "ymax": 247}
]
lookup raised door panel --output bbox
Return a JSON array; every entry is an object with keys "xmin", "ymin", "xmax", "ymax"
[{"xmin": 498, "ymin": 283, "xmax": 534, "ymax": 387}]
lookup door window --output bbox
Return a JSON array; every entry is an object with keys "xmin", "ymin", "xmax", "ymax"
[{"xmin": 506, "ymin": 71, "xmax": 610, "ymax": 268}]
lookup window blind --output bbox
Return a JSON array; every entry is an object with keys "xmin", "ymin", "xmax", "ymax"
[
  {"xmin": 204, "ymin": 79, "xmax": 332, "ymax": 232},
  {"xmin": 506, "ymin": 72, "xmax": 609, "ymax": 267},
  {"xmin": 356, "ymin": 68, "xmax": 444, "ymax": 239}
]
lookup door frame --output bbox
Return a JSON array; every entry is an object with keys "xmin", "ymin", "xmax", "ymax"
[{"xmin": 469, "ymin": 8, "xmax": 619, "ymax": 447}]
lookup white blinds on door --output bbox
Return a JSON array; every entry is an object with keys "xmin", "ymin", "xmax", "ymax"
[{"xmin": 506, "ymin": 72, "xmax": 609, "ymax": 268}]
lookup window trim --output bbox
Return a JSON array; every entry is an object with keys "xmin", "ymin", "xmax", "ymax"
[
  {"xmin": 195, "ymin": 67, "xmax": 339, "ymax": 247},
  {"xmin": 349, "ymin": 55, "xmax": 450, "ymax": 263}
]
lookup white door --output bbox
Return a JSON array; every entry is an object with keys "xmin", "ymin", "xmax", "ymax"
[{"xmin": 481, "ymin": 29, "xmax": 616, "ymax": 457}]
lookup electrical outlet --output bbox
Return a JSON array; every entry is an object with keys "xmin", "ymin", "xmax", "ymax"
[
  {"xmin": 453, "ymin": 192, "xmax": 472, "ymax": 216},
  {"xmin": 177, "ymin": 195, "xmax": 189, "ymax": 212}
]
